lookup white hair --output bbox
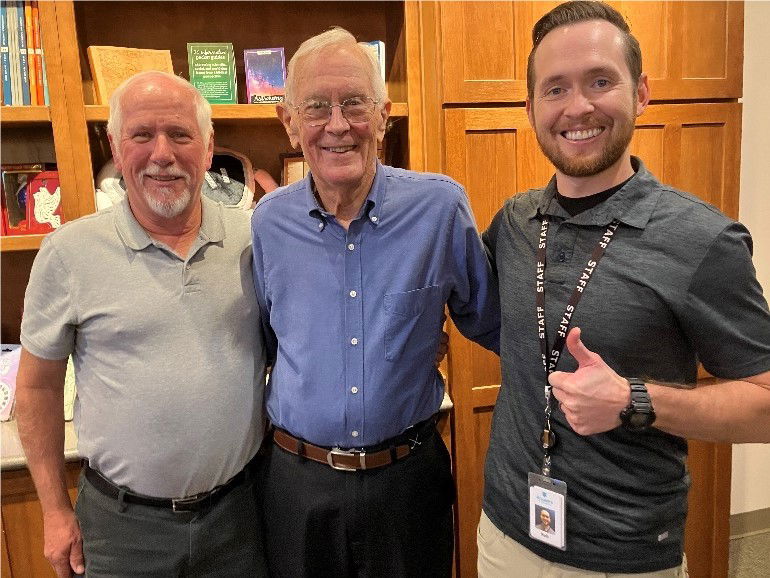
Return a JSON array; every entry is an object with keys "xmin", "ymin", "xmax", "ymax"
[
  {"xmin": 107, "ymin": 71, "xmax": 213, "ymax": 146},
  {"xmin": 284, "ymin": 27, "xmax": 386, "ymax": 105}
]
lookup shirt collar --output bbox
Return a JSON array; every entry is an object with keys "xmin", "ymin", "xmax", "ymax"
[
  {"xmin": 529, "ymin": 157, "xmax": 660, "ymax": 229},
  {"xmin": 114, "ymin": 194, "xmax": 224, "ymax": 251},
  {"xmin": 304, "ymin": 161, "xmax": 385, "ymax": 229}
]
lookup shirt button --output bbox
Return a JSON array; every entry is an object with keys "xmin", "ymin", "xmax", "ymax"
[
  {"xmin": 351, "ymin": 430, "xmax": 359, "ymax": 438},
  {"xmin": 349, "ymin": 290, "xmax": 357, "ymax": 298},
  {"xmin": 185, "ymin": 264, "xmax": 191, "ymax": 270},
  {"xmin": 347, "ymin": 243, "xmax": 355, "ymax": 251},
  {"xmin": 351, "ymin": 386, "xmax": 359, "ymax": 394},
  {"xmin": 370, "ymin": 215, "xmax": 378, "ymax": 222},
  {"xmin": 351, "ymin": 338, "xmax": 358, "ymax": 346},
  {"xmin": 558, "ymin": 252, "xmax": 566, "ymax": 262},
  {"xmin": 318, "ymin": 222, "xmax": 324, "ymax": 230}
]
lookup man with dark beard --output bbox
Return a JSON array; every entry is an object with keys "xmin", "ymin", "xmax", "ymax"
[{"xmin": 479, "ymin": 2, "xmax": 770, "ymax": 576}]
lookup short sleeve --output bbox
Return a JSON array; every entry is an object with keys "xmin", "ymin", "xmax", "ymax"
[
  {"xmin": 680, "ymin": 222, "xmax": 770, "ymax": 379},
  {"xmin": 20, "ymin": 236, "xmax": 77, "ymax": 360}
]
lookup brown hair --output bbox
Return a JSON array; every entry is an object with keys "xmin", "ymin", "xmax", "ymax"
[{"xmin": 526, "ymin": 1, "xmax": 642, "ymax": 100}]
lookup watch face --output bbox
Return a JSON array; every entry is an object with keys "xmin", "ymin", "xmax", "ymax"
[{"xmin": 629, "ymin": 412, "xmax": 650, "ymax": 428}]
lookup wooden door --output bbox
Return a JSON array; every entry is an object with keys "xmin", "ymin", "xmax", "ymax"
[
  {"xmin": 439, "ymin": 1, "xmax": 743, "ymax": 103},
  {"xmin": 1, "ymin": 465, "xmax": 80, "ymax": 578},
  {"xmin": 444, "ymin": 102, "xmax": 740, "ymax": 577}
]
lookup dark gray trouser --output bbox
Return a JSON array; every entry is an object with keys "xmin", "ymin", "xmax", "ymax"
[{"xmin": 74, "ymin": 466, "xmax": 267, "ymax": 578}]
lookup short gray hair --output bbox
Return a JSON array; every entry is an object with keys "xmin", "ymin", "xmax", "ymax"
[
  {"xmin": 107, "ymin": 71, "xmax": 213, "ymax": 144},
  {"xmin": 284, "ymin": 27, "xmax": 386, "ymax": 105}
]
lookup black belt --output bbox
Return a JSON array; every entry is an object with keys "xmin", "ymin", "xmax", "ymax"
[{"xmin": 84, "ymin": 458, "xmax": 253, "ymax": 513}]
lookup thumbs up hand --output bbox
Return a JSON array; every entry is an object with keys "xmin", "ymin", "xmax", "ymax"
[{"xmin": 548, "ymin": 327, "xmax": 631, "ymax": 435}]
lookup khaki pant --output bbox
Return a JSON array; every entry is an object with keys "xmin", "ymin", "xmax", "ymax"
[{"xmin": 478, "ymin": 510, "xmax": 688, "ymax": 578}]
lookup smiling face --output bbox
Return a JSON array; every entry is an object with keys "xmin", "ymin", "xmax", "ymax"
[
  {"xmin": 109, "ymin": 76, "xmax": 213, "ymax": 221},
  {"xmin": 527, "ymin": 19, "xmax": 649, "ymax": 189},
  {"xmin": 277, "ymin": 44, "xmax": 390, "ymax": 201},
  {"xmin": 540, "ymin": 509, "xmax": 551, "ymax": 529}
]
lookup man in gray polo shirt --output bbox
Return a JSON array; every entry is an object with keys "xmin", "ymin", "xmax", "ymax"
[
  {"xmin": 479, "ymin": 2, "xmax": 770, "ymax": 576},
  {"xmin": 15, "ymin": 71, "xmax": 267, "ymax": 577}
]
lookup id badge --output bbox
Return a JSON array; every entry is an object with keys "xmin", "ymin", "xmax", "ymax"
[{"xmin": 528, "ymin": 472, "xmax": 567, "ymax": 550}]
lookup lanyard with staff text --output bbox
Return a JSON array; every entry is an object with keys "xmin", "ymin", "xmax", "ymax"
[{"xmin": 536, "ymin": 216, "xmax": 619, "ymax": 476}]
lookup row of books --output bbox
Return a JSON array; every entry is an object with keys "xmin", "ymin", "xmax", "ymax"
[
  {"xmin": 0, "ymin": 0, "xmax": 48, "ymax": 106},
  {"xmin": 1, "ymin": 164, "xmax": 64, "ymax": 236},
  {"xmin": 86, "ymin": 40, "xmax": 385, "ymax": 107}
]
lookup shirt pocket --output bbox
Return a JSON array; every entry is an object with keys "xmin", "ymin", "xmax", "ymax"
[{"xmin": 383, "ymin": 284, "xmax": 442, "ymax": 362}]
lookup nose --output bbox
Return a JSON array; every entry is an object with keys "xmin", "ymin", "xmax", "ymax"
[
  {"xmin": 563, "ymin": 89, "xmax": 595, "ymax": 118},
  {"xmin": 324, "ymin": 104, "xmax": 350, "ymax": 135},
  {"xmin": 149, "ymin": 134, "xmax": 174, "ymax": 165}
]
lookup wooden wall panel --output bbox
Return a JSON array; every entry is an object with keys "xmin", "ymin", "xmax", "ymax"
[
  {"xmin": 1, "ymin": 465, "xmax": 80, "ymax": 578},
  {"xmin": 439, "ymin": 1, "xmax": 743, "ymax": 104}
]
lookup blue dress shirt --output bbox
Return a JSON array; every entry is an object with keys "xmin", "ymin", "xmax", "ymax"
[{"xmin": 251, "ymin": 163, "xmax": 499, "ymax": 447}]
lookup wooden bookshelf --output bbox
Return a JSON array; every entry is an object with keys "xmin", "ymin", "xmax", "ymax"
[
  {"xmin": 84, "ymin": 102, "xmax": 409, "ymax": 123},
  {"xmin": 0, "ymin": 235, "xmax": 47, "ymax": 252},
  {"xmin": 0, "ymin": 107, "xmax": 51, "ymax": 124}
]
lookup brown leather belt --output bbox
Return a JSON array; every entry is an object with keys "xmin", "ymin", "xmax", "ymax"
[{"xmin": 273, "ymin": 428, "xmax": 411, "ymax": 471}]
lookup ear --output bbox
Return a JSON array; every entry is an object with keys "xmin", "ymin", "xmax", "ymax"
[
  {"xmin": 108, "ymin": 133, "xmax": 123, "ymax": 173},
  {"xmin": 375, "ymin": 99, "xmax": 392, "ymax": 145},
  {"xmin": 277, "ymin": 103, "xmax": 300, "ymax": 149},
  {"xmin": 526, "ymin": 98, "xmax": 534, "ymax": 128},
  {"xmin": 635, "ymin": 73, "xmax": 650, "ymax": 117}
]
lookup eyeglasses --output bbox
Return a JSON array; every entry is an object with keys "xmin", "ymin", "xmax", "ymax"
[{"xmin": 292, "ymin": 96, "xmax": 379, "ymax": 127}]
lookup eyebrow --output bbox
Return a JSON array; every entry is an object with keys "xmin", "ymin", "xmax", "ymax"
[{"xmin": 539, "ymin": 66, "xmax": 621, "ymax": 87}]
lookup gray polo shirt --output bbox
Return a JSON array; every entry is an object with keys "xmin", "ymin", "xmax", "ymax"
[
  {"xmin": 21, "ymin": 196, "xmax": 266, "ymax": 497},
  {"xmin": 482, "ymin": 158, "xmax": 770, "ymax": 572}
]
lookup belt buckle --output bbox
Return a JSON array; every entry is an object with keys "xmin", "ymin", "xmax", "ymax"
[
  {"xmin": 172, "ymin": 493, "xmax": 206, "ymax": 513},
  {"xmin": 326, "ymin": 448, "xmax": 366, "ymax": 471}
]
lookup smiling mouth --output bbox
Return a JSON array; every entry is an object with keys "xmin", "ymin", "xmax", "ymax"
[
  {"xmin": 146, "ymin": 175, "xmax": 181, "ymax": 182},
  {"xmin": 322, "ymin": 145, "xmax": 356, "ymax": 153},
  {"xmin": 562, "ymin": 127, "xmax": 604, "ymax": 141}
]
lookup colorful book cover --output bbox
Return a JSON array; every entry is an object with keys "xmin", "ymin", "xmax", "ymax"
[
  {"xmin": 30, "ymin": 0, "xmax": 42, "ymax": 104},
  {"xmin": 6, "ymin": 1, "xmax": 21, "ymax": 104},
  {"xmin": 0, "ymin": 3, "xmax": 12, "ymax": 105},
  {"xmin": 23, "ymin": 0, "xmax": 36, "ymax": 105},
  {"xmin": 14, "ymin": 0, "xmax": 30, "ymax": 105},
  {"xmin": 359, "ymin": 40, "xmax": 385, "ymax": 82},
  {"xmin": 187, "ymin": 42, "xmax": 237, "ymax": 104},
  {"xmin": 244, "ymin": 47, "xmax": 285, "ymax": 104}
]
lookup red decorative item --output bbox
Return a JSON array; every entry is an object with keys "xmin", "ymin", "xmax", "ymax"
[{"xmin": 26, "ymin": 171, "xmax": 64, "ymax": 233}]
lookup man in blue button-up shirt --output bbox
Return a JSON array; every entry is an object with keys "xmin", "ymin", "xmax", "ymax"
[{"xmin": 251, "ymin": 27, "xmax": 499, "ymax": 578}]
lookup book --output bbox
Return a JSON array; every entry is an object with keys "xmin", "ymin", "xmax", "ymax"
[
  {"xmin": 0, "ymin": 3, "xmax": 11, "ymax": 105},
  {"xmin": 187, "ymin": 42, "xmax": 237, "ymax": 104},
  {"xmin": 23, "ymin": 0, "xmax": 36, "ymax": 105},
  {"xmin": 28, "ymin": 0, "xmax": 42, "ymax": 105},
  {"xmin": 6, "ymin": 1, "xmax": 20, "ymax": 104},
  {"xmin": 359, "ymin": 40, "xmax": 385, "ymax": 82},
  {"xmin": 244, "ymin": 47, "xmax": 285, "ymax": 104},
  {"xmin": 87, "ymin": 45, "xmax": 174, "ymax": 104},
  {"xmin": 13, "ymin": 0, "xmax": 30, "ymax": 105}
]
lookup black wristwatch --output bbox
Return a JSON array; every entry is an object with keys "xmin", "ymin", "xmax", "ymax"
[{"xmin": 619, "ymin": 378, "xmax": 656, "ymax": 432}]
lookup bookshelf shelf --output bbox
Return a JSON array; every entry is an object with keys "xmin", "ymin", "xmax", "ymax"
[
  {"xmin": 84, "ymin": 102, "xmax": 409, "ymax": 123},
  {"xmin": 0, "ymin": 235, "xmax": 46, "ymax": 252},
  {"xmin": 0, "ymin": 106, "xmax": 51, "ymax": 124}
]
